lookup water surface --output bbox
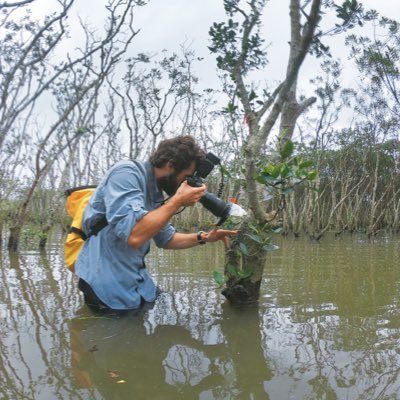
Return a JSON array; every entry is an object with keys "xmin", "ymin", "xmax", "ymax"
[{"xmin": 0, "ymin": 233, "xmax": 399, "ymax": 399}]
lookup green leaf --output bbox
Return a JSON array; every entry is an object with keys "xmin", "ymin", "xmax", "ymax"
[
  {"xmin": 262, "ymin": 243, "xmax": 280, "ymax": 252},
  {"xmin": 245, "ymin": 233, "xmax": 263, "ymax": 244},
  {"xmin": 227, "ymin": 264, "xmax": 238, "ymax": 277},
  {"xmin": 213, "ymin": 271, "xmax": 225, "ymax": 287},
  {"xmin": 263, "ymin": 163, "xmax": 281, "ymax": 178},
  {"xmin": 224, "ymin": 102, "xmax": 238, "ymax": 113},
  {"xmin": 280, "ymin": 164, "xmax": 290, "ymax": 178},
  {"xmin": 239, "ymin": 242, "xmax": 249, "ymax": 255},
  {"xmin": 299, "ymin": 160, "xmax": 314, "ymax": 168},
  {"xmin": 243, "ymin": 267, "xmax": 253, "ymax": 277},
  {"xmin": 264, "ymin": 174, "xmax": 279, "ymax": 183},
  {"xmin": 238, "ymin": 267, "xmax": 252, "ymax": 279},
  {"xmin": 248, "ymin": 223, "xmax": 259, "ymax": 233},
  {"xmin": 280, "ymin": 140, "xmax": 294, "ymax": 159},
  {"xmin": 219, "ymin": 164, "xmax": 233, "ymax": 178},
  {"xmin": 256, "ymin": 174, "xmax": 267, "ymax": 184},
  {"xmin": 307, "ymin": 170, "xmax": 318, "ymax": 180},
  {"xmin": 249, "ymin": 90, "xmax": 257, "ymax": 101},
  {"xmin": 295, "ymin": 168, "xmax": 307, "ymax": 179},
  {"xmin": 76, "ymin": 127, "xmax": 87, "ymax": 135}
]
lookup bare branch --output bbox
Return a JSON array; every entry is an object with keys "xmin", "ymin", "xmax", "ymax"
[{"xmin": 0, "ymin": 0, "xmax": 35, "ymax": 9}]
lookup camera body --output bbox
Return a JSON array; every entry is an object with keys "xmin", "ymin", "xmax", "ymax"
[
  {"xmin": 187, "ymin": 152, "xmax": 221, "ymax": 187},
  {"xmin": 186, "ymin": 175, "xmax": 203, "ymax": 188},
  {"xmin": 187, "ymin": 152, "xmax": 231, "ymax": 226},
  {"xmin": 186, "ymin": 152, "xmax": 220, "ymax": 186}
]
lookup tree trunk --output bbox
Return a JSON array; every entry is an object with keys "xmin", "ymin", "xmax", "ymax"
[
  {"xmin": 7, "ymin": 176, "xmax": 39, "ymax": 250},
  {"xmin": 222, "ymin": 274, "xmax": 263, "ymax": 305},
  {"xmin": 0, "ymin": 218, "xmax": 3, "ymax": 248},
  {"xmin": 209, "ymin": 0, "xmax": 323, "ymax": 305},
  {"xmin": 8, "ymin": 226, "xmax": 21, "ymax": 251},
  {"xmin": 221, "ymin": 220, "xmax": 268, "ymax": 304},
  {"xmin": 39, "ymin": 224, "xmax": 51, "ymax": 249}
]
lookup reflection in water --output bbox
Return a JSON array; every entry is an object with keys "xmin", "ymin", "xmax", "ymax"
[
  {"xmin": 163, "ymin": 344, "xmax": 211, "ymax": 386},
  {"xmin": 68, "ymin": 290, "xmax": 271, "ymax": 400},
  {"xmin": 261, "ymin": 234, "xmax": 400, "ymax": 399},
  {"xmin": 0, "ymin": 246, "xmax": 81, "ymax": 400},
  {"xmin": 0, "ymin": 233, "xmax": 399, "ymax": 399}
]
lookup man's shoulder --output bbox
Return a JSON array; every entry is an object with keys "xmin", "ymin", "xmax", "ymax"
[
  {"xmin": 111, "ymin": 159, "xmax": 145, "ymax": 171},
  {"xmin": 101, "ymin": 160, "xmax": 153, "ymax": 190},
  {"xmin": 107, "ymin": 159, "xmax": 147, "ymax": 178}
]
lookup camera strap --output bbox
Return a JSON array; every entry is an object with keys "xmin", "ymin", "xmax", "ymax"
[{"xmin": 217, "ymin": 166, "xmax": 225, "ymax": 198}]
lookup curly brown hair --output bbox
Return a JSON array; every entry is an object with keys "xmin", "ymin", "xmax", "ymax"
[{"xmin": 149, "ymin": 136, "xmax": 205, "ymax": 173}]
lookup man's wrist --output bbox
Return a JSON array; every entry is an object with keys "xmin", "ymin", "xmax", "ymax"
[
  {"xmin": 197, "ymin": 231, "xmax": 206, "ymax": 245},
  {"xmin": 164, "ymin": 196, "xmax": 182, "ymax": 213}
]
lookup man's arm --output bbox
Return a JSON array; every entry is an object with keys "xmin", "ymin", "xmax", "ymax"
[
  {"xmin": 163, "ymin": 232, "xmax": 200, "ymax": 249},
  {"xmin": 164, "ymin": 227, "xmax": 239, "ymax": 250},
  {"xmin": 128, "ymin": 181, "xmax": 205, "ymax": 248}
]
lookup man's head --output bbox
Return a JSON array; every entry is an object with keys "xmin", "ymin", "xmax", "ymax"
[{"xmin": 150, "ymin": 136, "xmax": 205, "ymax": 195}]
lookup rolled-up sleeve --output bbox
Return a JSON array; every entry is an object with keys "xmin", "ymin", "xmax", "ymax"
[
  {"xmin": 103, "ymin": 165, "xmax": 149, "ymax": 243},
  {"xmin": 153, "ymin": 223, "xmax": 176, "ymax": 248}
]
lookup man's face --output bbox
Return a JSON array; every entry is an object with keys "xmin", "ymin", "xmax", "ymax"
[{"xmin": 157, "ymin": 162, "xmax": 196, "ymax": 196}]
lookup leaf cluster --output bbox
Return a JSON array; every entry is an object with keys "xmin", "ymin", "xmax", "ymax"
[
  {"xmin": 208, "ymin": 0, "xmax": 267, "ymax": 74},
  {"xmin": 256, "ymin": 140, "xmax": 317, "ymax": 196},
  {"xmin": 213, "ymin": 264, "xmax": 253, "ymax": 288},
  {"xmin": 212, "ymin": 221, "xmax": 281, "ymax": 287},
  {"xmin": 333, "ymin": 0, "xmax": 379, "ymax": 31},
  {"xmin": 241, "ymin": 222, "xmax": 280, "ymax": 253}
]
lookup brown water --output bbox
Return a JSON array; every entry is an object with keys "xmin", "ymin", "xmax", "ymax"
[{"xmin": 0, "ymin": 233, "xmax": 399, "ymax": 400}]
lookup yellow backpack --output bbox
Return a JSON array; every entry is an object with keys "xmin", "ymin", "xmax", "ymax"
[{"xmin": 64, "ymin": 186, "xmax": 107, "ymax": 272}]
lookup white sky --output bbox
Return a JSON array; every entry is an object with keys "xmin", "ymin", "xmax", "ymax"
[
  {"xmin": 25, "ymin": 0, "xmax": 400, "ymax": 134},
  {"xmin": 113, "ymin": 0, "xmax": 400, "ymax": 88},
  {"xmin": 30, "ymin": 0, "xmax": 400, "ymax": 92}
]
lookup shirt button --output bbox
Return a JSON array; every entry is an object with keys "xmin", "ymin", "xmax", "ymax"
[{"xmin": 137, "ymin": 276, "xmax": 144, "ymax": 282}]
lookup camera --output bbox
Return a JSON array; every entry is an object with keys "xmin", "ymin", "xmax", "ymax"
[{"xmin": 187, "ymin": 152, "xmax": 232, "ymax": 226}]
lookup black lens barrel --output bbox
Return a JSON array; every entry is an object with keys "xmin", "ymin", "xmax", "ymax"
[
  {"xmin": 186, "ymin": 162, "xmax": 231, "ymax": 225},
  {"xmin": 199, "ymin": 192, "xmax": 231, "ymax": 226}
]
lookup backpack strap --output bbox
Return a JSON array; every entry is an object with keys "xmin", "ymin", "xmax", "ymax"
[
  {"xmin": 69, "ymin": 226, "xmax": 88, "ymax": 241},
  {"xmin": 65, "ymin": 185, "xmax": 97, "ymax": 197},
  {"xmin": 89, "ymin": 217, "xmax": 108, "ymax": 237},
  {"xmin": 69, "ymin": 218, "xmax": 108, "ymax": 241},
  {"xmin": 65, "ymin": 185, "xmax": 108, "ymax": 240}
]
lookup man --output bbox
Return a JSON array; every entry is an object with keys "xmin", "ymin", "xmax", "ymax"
[{"xmin": 75, "ymin": 136, "xmax": 237, "ymax": 311}]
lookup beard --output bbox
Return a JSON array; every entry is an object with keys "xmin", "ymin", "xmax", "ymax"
[{"xmin": 156, "ymin": 172, "xmax": 180, "ymax": 196}]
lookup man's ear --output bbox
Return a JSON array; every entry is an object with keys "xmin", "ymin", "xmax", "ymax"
[{"xmin": 165, "ymin": 160, "xmax": 175, "ymax": 173}]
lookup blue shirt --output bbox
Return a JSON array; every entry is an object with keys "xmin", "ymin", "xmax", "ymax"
[{"xmin": 75, "ymin": 160, "xmax": 176, "ymax": 310}]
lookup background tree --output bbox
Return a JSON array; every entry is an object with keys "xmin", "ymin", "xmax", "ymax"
[
  {"xmin": 109, "ymin": 48, "xmax": 204, "ymax": 157},
  {"xmin": 292, "ymin": 12, "xmax": 400, "ymax": 239},
  {"xmin": 1, "ymin": 0, "xmax": 146, "ymax": 250},
  {"xmin": 1, "ymin": 0, "xmax": 398, "ymax": 256},
  {"xmin": 346, "ymin": 15, "xmax": 400, "ymax": 235}
]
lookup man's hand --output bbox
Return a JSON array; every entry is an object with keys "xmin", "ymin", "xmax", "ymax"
[
  {"xmin": 129, "ymin": 182, "xmax": 204, "ymax": 249},
  {"xmin": 202, "ymin": 226, "xmax": 239, "ymax": 249},
  {"xmin": 171, "ymin": 180, "xmax": 206, "ymax": 207},
  {"xmin": 164, "ymin": 226, "xmax": 239, "ymax": 250}
]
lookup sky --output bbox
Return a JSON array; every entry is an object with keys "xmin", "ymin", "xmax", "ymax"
[
  {"xmin": 74, "ymin": 0, "xmax": 400, "ymax": 89},
  {"xmin": 24, "ymin": 0, "xmax": 400, "ymax": 133},
  {"xmin": 29, "ymin": 0, "xmax": 400, "ymax": 92}
]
